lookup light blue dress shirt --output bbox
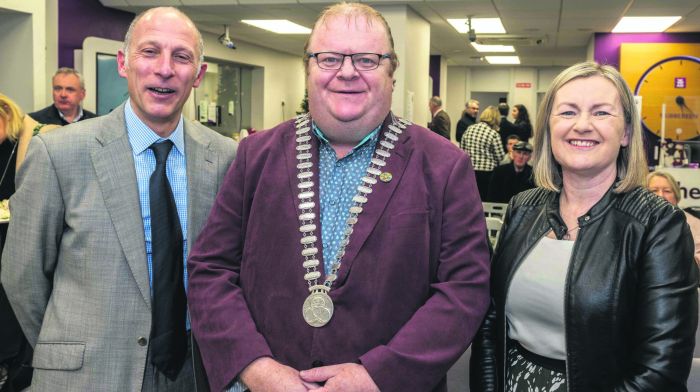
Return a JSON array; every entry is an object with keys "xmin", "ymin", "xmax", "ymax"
[{"xmin": 124, "ymin": 100, "xmax": 189, "ymax": 292}]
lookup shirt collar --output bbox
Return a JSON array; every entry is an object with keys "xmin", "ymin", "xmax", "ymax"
[
  {"xmin": 124, "ymin": 98, "xmax": 185, "ymax": 155},
  {"xmin": 311, "ymin": 122, "xmax": 381, "ymax": 152},
  {"xmin": 57, "ymin": 105, "xmax": 84, "ymax": 123}
]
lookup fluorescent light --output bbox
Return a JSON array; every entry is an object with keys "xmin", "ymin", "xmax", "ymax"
[
  {"xmin": 612, "ymin": 16, "xmax": 681, "ymax": 33},
  {"xmin": 447, "ymin": 18, "xmax": 506, "ymax": 34},
  {"xmin": 485, "ymin": 56, "xmax": 520, "ymax": 65},
  {"xmin": 471, "ymin": 42, "xmax": 515, "ymax": 53},
  {"xmin": 241, "ymin": 20, "xmax": 311, "ymax": 34}
]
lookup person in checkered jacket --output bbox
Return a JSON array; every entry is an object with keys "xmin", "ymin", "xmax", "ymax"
[{"xmin": 460, "ymin": 105, "xmax": 505, "ymax": 200}]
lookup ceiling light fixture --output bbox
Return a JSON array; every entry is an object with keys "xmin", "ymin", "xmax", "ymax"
[
  {"xmin": 448, "ymin": 18, "xmax": 506, "ymax": 34},
  {"xmin": 485, "ymin": 56, "xmax": 520, "ymax": 65},
  {"xmin": 218, "ymin": 25, "xmax": 236, "ymax": 49},
  {"xmin": 612, "ymin": 16, "xmax": 681, "ymax": 33},
  {"xmin": 241, "ymin": 20, "xmax": 311, "ymax": 34},
  {"xmin": 471, "ymin": 42, "xmax": 515, "ymax": 53}
]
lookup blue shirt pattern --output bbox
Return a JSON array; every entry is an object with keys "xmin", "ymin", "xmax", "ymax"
[
  {"xmin": 315, "ymin": 123, "xmax": 380, "ymax": 274},
  {"xmin": 124, "ymin": 100, "xmax": 189, "ymax": 293}
]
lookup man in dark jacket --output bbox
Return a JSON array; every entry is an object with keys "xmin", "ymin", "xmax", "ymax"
[
  {"xmin": 428, "ymin": 96, "xmax": 451, "ymax": 139},
  {"xmin": 456, "ymin": 99, "xmax": 478, "ymax": 144},
  {"xmin": 29, "ymin": 68, "xmax": 96, "ymax": 126},
  {"xmin": 486, "ymin": 141, "xmax": 534, "ymax": 203}
]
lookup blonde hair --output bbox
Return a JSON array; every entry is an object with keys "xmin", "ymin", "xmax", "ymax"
[
  {"xmin": 303, "ymin": 2, "xmax": 399, "ymax": 76},
  {"xmin": 478, "ymin": 105, "xmax": 500, "ymax": 130},
  {"xmin": 646, "ymin": 171, "xmax": 681, "ymax": 203},
  {"xmin": 0, "ymin": 93, "xmax": 24, "ymax": 142},
  {"xmin": 532, "ymin": 61, "xmax": 647, "ymax": 193}
]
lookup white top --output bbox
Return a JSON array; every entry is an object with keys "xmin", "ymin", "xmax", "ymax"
[{"xmin": 506, "ymin": 235, "xmax": 574, "ymax": 360}]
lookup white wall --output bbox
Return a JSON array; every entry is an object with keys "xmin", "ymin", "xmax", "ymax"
[
  {"xmin": 377, "ymin": 5, "xmax": 431, "ymax": 127},
  {"xmin": 0, "ymin": 1, "xmax": 52, "ymax": 110}
]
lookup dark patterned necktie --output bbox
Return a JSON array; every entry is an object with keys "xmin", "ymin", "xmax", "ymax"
[{"xmin": 148, "ymin": 140, "xmax": 187, "ymax": 380}]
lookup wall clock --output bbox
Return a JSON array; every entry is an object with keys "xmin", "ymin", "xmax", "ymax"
[{"xmin": 634, "ymin": 55, "xmax": 700, "ymax": 141}]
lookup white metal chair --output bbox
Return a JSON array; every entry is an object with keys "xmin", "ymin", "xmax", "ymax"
[
  {"xmin": 482, "ymin": 202, "xmax": 508, "ymax": 220},
  {"xmin": 485, "ymin": 217, "xmax": 503, "ymax": 247}
]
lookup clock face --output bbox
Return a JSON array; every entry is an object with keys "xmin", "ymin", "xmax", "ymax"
[{"xmin": 634, "ymin": 56, "xmax": 700, "ymax": 140}]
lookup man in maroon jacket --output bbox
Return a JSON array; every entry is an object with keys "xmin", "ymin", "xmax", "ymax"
[{"xmin": 187, "ymin": 3, "xmax": 490, "ymax": 392}]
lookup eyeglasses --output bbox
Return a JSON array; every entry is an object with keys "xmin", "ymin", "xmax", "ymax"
[{"xmin": 307, "ymin": 52, "xmax": 392, "ymax": 71}]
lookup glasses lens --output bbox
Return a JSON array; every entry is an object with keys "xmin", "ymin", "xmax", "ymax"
[
  {"xmin": 352, "ymin": 54, "xmax": 380, "ymax": 70},
  {"xmin": 315, "ymin": 53, "xmax": 343, "ymax": 70}
]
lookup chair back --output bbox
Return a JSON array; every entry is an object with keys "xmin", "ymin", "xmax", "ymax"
[
  {"xmin": 482, "ymin": 202, "xmax": 508, "ymax": 220},
  {"xmin": 485, "ymin": 217, "xmax": 503, "ymax": 247}
]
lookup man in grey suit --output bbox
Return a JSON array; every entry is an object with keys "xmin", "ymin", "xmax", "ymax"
[{"xmin": 1, "ymin": 7, "xmax": 236, "ymax": 391}]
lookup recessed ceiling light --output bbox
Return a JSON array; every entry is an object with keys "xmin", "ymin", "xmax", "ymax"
[
  {"xmin": 241, "ymin": 20, "xmax": 311, "ymax": 34},
  {"xmin": 612, "ymin": 16, "xmax": 681, "ymax": 33},
  {"xmin": 471, "ymin": 42, "xmax": 515, "ymax": 53},
  {"xmin": 447, "ymin": 18, "xmax": 506, "ymax": 34},
  {"xmin": 485, "ymin": 56, "xmax": 520, "ymax": 65}
]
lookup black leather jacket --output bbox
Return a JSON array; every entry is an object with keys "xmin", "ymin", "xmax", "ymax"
[{"xmin": 471, "ymin": 186, "xmax": 698, "ymax": 391}]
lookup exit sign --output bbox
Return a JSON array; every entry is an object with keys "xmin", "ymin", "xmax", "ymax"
[{"xmin": 515, "ymin": 82, "xmax": 532, "ymax": 88}]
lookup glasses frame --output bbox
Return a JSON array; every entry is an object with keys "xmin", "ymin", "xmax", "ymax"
[{"xmin": 307, "ymin": 52, "xmax": 392, "ymax": 71}]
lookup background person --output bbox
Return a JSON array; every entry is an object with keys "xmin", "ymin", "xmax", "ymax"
[
  {"xmin": 456, "ymin": 99, "xmax": 479, "ymax": 144},
  {"xmin": 471, "ymin": 61, "xmax": 697, "ymax": 391},
  {"xmin": 498, "ymin": 103, "xmax": 532, "ymax": 149},
  {"xmin": 427, "ymin": 96, "xmax": 450, "ymax": 139},
  {"xmin": 1, "ymin": 7, "xmax": 236, "ymax": 391},
  {"xmin": 29, "ymin": 68, "xmax": 96, "ymax": 125},
  {"xmin": 486, "ymin": 141, "xmax": 534, "ymax": 203},
  {"xmin": 460, "ymin": 105, "xmax": 504, "ymax": 200},
  {"xmin": 500, "ymin": 134, "xmax": 520, "ymax": 165},
  {"xmin": 647, "ymin": 170, "xmax": 700, "ymax": 266},
  {"xmin": 187, "ymin": 3, "xmax": 490, "ymax": 392}
]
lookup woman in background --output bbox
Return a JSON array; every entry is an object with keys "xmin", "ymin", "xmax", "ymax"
[
  {"xmin": 0, "ymin": 93, "xmax": 59, "ymax": 392},
  {"xmin": 471, "ymin": 62, "xmax": 697, "ymax": 391},
  {"xmin": 647, "ymin": 170, "xmax": 700, "ymax": 266},
  {"xmin": 510, "ymin": 104, "xmax": 532, "ymax": 141},
  {"xmin": 460, "ymin": 105, "xmax": 504, "ymax": 200}
]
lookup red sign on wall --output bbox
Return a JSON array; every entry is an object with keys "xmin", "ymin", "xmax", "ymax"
[{"xmin": 515, "ymin": 82, "xmax": 532, "ymax": 88}]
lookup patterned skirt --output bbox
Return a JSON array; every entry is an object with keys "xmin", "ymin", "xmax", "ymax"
[{"xmin": 505, "ymin": 339, "xmax": 567, "ymax": 392}]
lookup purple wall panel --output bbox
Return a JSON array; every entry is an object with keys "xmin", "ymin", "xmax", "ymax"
[
  {"xmin": 429, "ymin": 55, "xmax": 440, "ymax": 97},
  {"xmin": 593, "ymin": 32, "xmax": 700, "ymax": 69},
  {"xmin": 59, "ymin": 0, "xmax": 134, "ymax": 68}
]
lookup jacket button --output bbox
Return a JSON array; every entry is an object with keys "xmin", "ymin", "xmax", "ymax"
[
  {"xmin": 583, "ymin": 215, "xmax": 590, "ymax": 221},
  {"xmin": 311, "ymin": 360, "xmax": 324, "ymax": 367},
  {"xmin": 137, "ymin": 337, "xmax": 148, "ymax": 346}
]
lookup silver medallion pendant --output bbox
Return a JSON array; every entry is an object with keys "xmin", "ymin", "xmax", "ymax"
[{"xmin": 303, "ymin": 290, "xmax": 334, "ymax": 327}]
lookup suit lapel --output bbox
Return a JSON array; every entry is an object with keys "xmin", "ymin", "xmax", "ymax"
[
  {"xmin": 184, "ymin": 123, "xmax": 217, "ymax": 249},
  {"xmin": 334, "ymin": 119, "xmax": 412, "ymax": 287},
  {"xmin": 90, "ymin": 106, "xmax": 151, "ymax": 307}
]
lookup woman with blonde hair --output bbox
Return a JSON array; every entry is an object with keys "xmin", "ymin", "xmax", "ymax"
[
  {"xmin": 647, "ymin": 170, "xmax": 700, "ymax": 266},
  {"xmin": 471, "ymin": 62, "xmax": 697, "ymax": 391},
  {"xmin": 460, "ymin": 105, "xmax": 505, "ymax": 199}
]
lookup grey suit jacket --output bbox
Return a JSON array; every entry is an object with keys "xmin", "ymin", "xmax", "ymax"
[{"xmin": 0, "ymin": 103, "xmax": 236, "ymax": 391}]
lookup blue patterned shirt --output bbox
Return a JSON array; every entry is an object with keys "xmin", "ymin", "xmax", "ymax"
[
  {"xmin": 314, "ymin": 123, "xmax": 380, "ymax": 274},
  {"xmin": 124, "ymin": 100, "xmax": 189, "ymax": 293}
]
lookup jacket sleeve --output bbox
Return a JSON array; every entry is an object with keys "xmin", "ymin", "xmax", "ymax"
[
  {"xmin": 0, "ymin": 136, "xmax": 65, "ymax": 347},
  {"xmin": 359, "ymin": 152, "xmax": 492, "ymax": 391},
  {"xmin": 614, "ymin": 208, "xmax": 698, "ymax": 391},
  {"xmin": 187, "ymin": 138, "xmax": 273, "ymax": 392}
]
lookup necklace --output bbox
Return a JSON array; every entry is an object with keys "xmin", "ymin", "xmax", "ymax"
[
  {"xmin": 295, "ymin": 113, "xmax": 410, "ymax": 327},
  {"xmin": 562, "ymin": 225, "xmax": 579, "ymax": 240}
]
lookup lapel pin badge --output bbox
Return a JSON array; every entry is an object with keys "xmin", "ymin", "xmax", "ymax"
[{"xmin": 379, "ymin": 172, "xmax": 393, "ymax": 183}]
